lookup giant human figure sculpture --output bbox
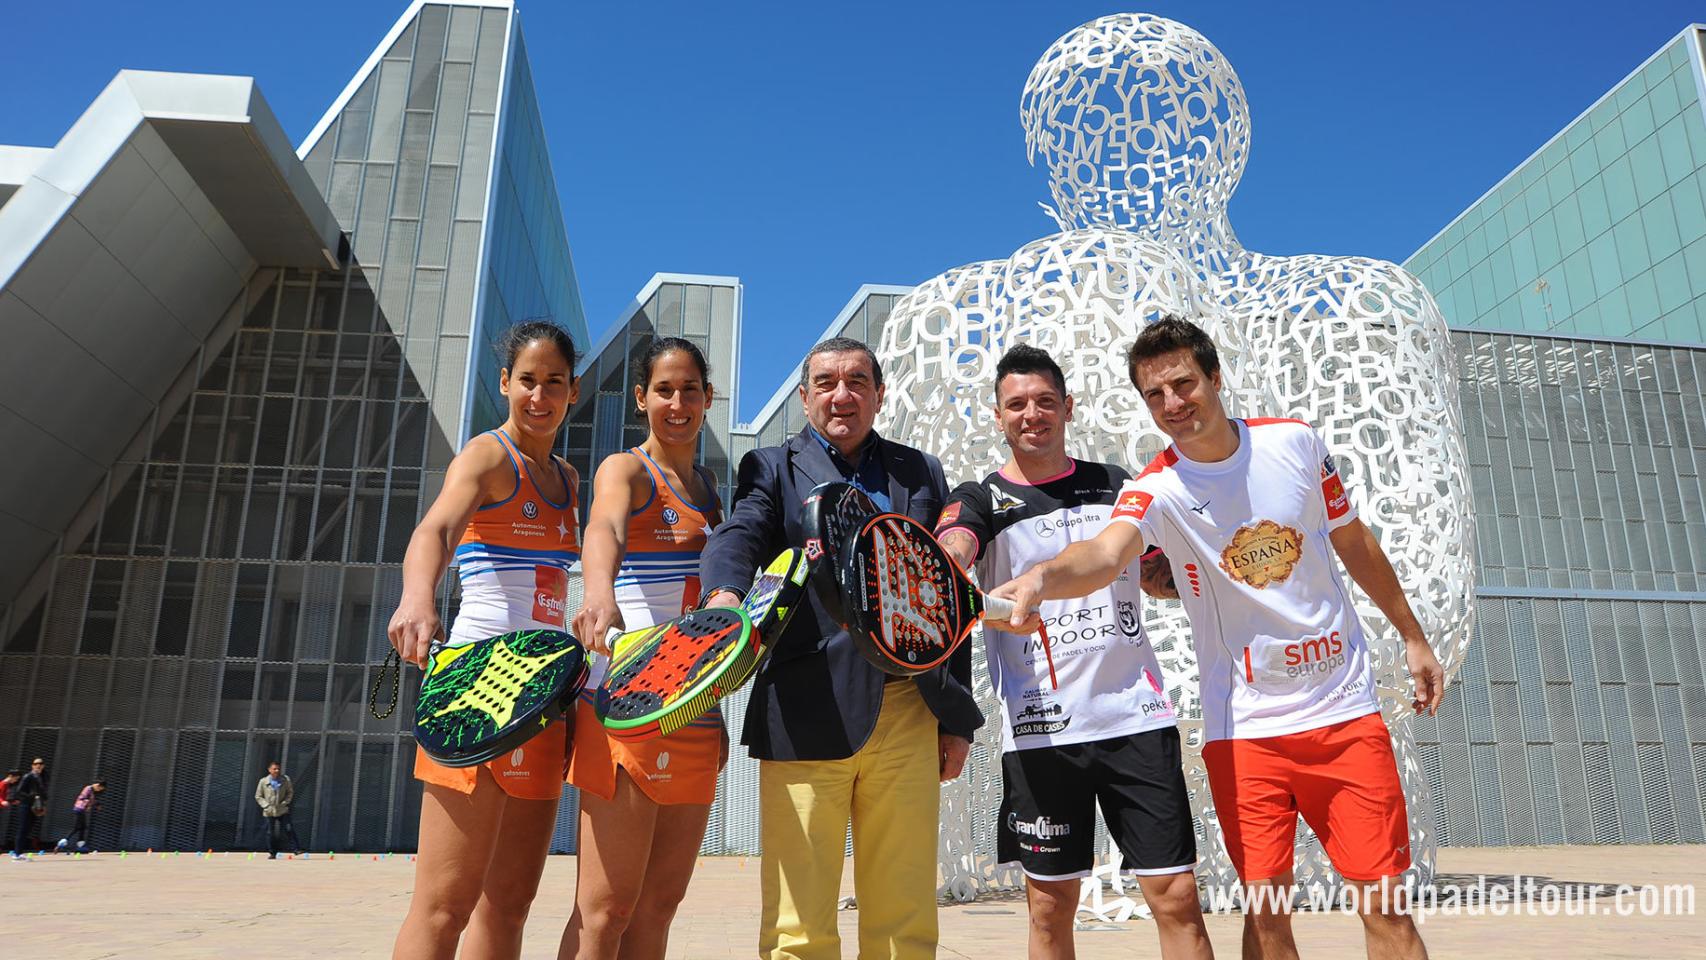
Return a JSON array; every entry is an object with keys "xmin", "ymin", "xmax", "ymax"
[{"xmin": 874, "ymin": 13, "xmax": 1476, "ymax": 903}]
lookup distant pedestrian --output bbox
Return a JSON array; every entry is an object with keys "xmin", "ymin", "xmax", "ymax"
[
  {"xmin": 56, "ymin": 780, "xmax": 106, "ymax": 853},
  {"xmin": 0, "ymin": 769, "xmax": 19, "ymax": 853},
  {"xmin": 254, "ymin": 761, "xmax": 302, "ymax": 859},
  {"xmin": 9, "ymin": 758, "xmax": 48, "ymax": 859}
]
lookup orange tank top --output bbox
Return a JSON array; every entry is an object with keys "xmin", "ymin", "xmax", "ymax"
[{"xmin": 448, "ymin": 430, "xmax": 580, "ymax": 646}]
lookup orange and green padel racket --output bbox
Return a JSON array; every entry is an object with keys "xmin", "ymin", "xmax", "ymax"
[
  {"xmin": 595, "ymin": 607, "xmax": 756, "ymax": 742},
  {"xmin": 414, "ymin": 629, "xmax": 589, "ymax": 766}
]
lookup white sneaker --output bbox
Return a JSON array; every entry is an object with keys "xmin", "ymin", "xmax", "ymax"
[{"xmin": 55, "ymin": 839, "xmax": 67, "ymax": 852}]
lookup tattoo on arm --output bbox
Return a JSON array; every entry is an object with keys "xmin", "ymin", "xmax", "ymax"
[
  {"xmin": 939, "ymin": 528, "xmax": 978, "ymax": 569},
  {"xmin": 1139, "ymin": 550, "xmax": 1179, "ymax": 600}
]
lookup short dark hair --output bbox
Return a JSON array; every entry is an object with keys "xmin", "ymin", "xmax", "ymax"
[
  {"xmin": 497, "ymin": 319, "xmax": 579, "ymax": 372},
  {"xmin": 801, "ymin": 337, "xmax": 883, "ymax": 389},
  {"xmin": 4, "ymin": 770, "xmax": 17, "ymax": 778},
  {"xmin": 267, "ymin": 760, "xmax": 281, "ymax": 768},
  {"xmin": 1125, "ymin": 315, "xmax": 1220, "ymax": 388},
  {"xmin": 639, "ymin": 337, "xmax": 710, "ymax": 390},
  {"xmin": 995, "ymin": 344, "xmax": 1067, "ymax": 401}
]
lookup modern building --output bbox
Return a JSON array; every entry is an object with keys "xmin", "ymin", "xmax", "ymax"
[
  {"xmin": 0, "ymin": 0, "xmax": 589, "ymax": 853},
  {"xmin": 3, "ymin": 3, "xmax": 1702, "ymax": 859},
  {"xmin": 1402, "ymin": 24, "xmax": 1706, "ymax": 845}
]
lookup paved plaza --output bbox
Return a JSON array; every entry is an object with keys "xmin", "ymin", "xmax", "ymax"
[{"xmin": 3, "ymin": 843, "xmax": 1701, "ymax": 958}]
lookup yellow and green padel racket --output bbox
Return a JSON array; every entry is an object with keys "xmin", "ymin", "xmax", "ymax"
[{"xmin": 414, "ymin": 629, "xmax": 588, "ymax": 766}]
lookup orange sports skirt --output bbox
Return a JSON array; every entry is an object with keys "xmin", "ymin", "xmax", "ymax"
[
  {"xmin": 565, "ymin": 696, "xmax": 720, "ymax": 806},
  {"xmin": 414, "ymin": 719, "xmax": 568, "ymax": 801}
]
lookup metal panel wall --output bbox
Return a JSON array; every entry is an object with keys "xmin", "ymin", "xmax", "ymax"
[{"xmin": 1415, "ymin": 331, "xmax": 1706, "ymax": 845}]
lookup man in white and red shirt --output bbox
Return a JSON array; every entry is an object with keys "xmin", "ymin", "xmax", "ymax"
[{"xmin": 993, "ymin": 317, "xmax": 1443, "ymax": 960}]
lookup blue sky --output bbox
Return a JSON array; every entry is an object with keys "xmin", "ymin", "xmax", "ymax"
[{"xmin": 4, "ymin": 1, "xmax": 1700, "ymax": 420}]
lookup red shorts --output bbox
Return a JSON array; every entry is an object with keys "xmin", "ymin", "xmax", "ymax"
[
  {"xmin": 565, "ymin": 697, "xmax": 721, "ymax": 806},
  {"xmin": 1202, "ymin": 712, "xmax": 1410, "ymax": 882},
  {"xmin": 413, "ymin": 720, "xmax": 567, "ymax": 801}
]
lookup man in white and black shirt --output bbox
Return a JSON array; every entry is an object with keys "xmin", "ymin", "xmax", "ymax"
[{"xmin": 938, "ymin": 345, "xmax": 1211, "ymax": 960}]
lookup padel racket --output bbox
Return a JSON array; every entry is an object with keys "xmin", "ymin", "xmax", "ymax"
[
  {"xmin": 595, "ymin": 607, "xmax": 756, "ymax": 741},
  {"xmin": 801, "ymin": 481, "xmax": 878, "ymax": 623},
  {"xmin": 838, "ymin": 512, "xmax": 1019, "ymax": 676},
  {"xmin": 414, "ymin": 629, "xmax": 589, "ymax": 767},
  {"xmin": 726, "ymin": 548, "xmax": 811, "ymax": 687}
]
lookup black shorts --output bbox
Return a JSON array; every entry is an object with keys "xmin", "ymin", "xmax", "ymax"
[{"xmin": 998, "ymin": 727, "xmax": 1196, "ymax": 880}]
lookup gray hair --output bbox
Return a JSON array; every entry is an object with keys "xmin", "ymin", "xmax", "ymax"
[{"xmin": 800, "ymin": 337, "xmax": 883, "ymax": 389}]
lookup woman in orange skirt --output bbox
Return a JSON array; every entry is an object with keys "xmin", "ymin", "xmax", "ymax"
[
  {"xmin": 560, "ymin": 338, "xmax": 725, "ymax": 960},
  {"xmin": 387, "ymin": 321, "xmax": 581, "ymax": 960}
]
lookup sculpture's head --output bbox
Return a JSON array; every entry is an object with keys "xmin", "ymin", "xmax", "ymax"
[{"xmin": 1020, "ymin": 13, "xmax": 1249, "ymax": 234}]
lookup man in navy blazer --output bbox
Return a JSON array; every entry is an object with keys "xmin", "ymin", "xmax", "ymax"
[{"xmin": 702, "ymin": 337, "xmax": 982, "ymax": 960}]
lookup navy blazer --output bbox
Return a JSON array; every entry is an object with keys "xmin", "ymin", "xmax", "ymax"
[{"xmin": 700, "ymin": 427, "xmax": 984, "ymax": 761}]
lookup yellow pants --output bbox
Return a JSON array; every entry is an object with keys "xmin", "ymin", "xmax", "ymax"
[{"xmin": 759, "ymin": 682, "xmax": 940, "ymax": 960}]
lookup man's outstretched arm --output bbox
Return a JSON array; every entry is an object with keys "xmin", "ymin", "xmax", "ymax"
[{"xmin": 987, "ymin": 520, "xmax": 1148, "ymax": 631}]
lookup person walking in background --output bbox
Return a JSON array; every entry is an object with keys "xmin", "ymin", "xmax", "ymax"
[
  {"xmin": 9, "ymin": 758, "xmax": 48, "ymax": 859},
  {"xmin": 56, "ymin": 780, "xmax": 106, "ymax": 853},
  {"xmin": 255, "ymin": 761, "xmax": 303, "ymax": 859},
  {"xmin": 1, "ymin": 769, "xmax": 20, "ymax": 857}
]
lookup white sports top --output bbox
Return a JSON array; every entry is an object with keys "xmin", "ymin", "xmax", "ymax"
[
  {"xmin": 1109, "ymin": 418, "xmax": 1379, "ymax": 742},
  {"xmin": 447, "ymin": 430, "xmax": 580, "ymax": 648},
  {"xmin": 938, "ymin": 460, "xmax": 1176, "ymax": 752}
]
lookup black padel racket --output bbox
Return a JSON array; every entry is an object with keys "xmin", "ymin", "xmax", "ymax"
[
  {"xmin": 726, "ymin": 548, "xmax": 811, "ymax": 687},
  {"xmin": 415, "ymin": 629, "xmax": 589, "ymax": 767},
  {"xmin": 801, "ymin": 481, "xmax": 878, "ymax": 623},
  {"xmin": 837, "ymin": 512, "xmax": 1018, "ymax": 676},
  {"xmin": 596, "ymin": 607, "xmax": 756, "ymax": 742}
]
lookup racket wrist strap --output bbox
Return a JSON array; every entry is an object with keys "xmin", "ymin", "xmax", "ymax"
[{"xmin": 370, "ymin": 648, "xmax": 401, "ymax": 720}]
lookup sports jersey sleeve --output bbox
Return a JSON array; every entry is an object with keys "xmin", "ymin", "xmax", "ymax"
[
  {"xmin": 1107, "ymin": 477, "xmax": 1159, "ymax": 545},
  {"xmin": 1310, "ymin": 429, "xmax": 1358, "ymax": 530},
  {"xmin": 1101, "ymin": 464, "xmax": 1160, "ymax": 558},
  {"xmin": 935, "ymin": 480, "xmax": 993, "ymax": 560}
]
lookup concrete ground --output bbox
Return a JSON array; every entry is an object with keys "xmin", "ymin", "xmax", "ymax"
[{"xmin": 3, "ymin": 845, "xmax": 1700, "ymax": 958}]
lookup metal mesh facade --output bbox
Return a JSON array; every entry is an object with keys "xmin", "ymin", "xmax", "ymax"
[
  {"xmin": 1414, "ymin": 330, "xmax": 1706, "ymax": 846},
  {"xmin": 3, "ymin": 266, "xmax": 430, "ymax": 852},
  {"xmin": 0, "ymin": 1, "xmax": 592, "ymax": 853}
]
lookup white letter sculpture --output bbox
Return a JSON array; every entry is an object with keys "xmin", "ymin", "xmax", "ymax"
[{"xmin": 875, "ymin": 13, "xmax": 1476, "ymax": 908}]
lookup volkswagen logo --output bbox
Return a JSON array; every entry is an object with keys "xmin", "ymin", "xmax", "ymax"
[
  {"xmin": 662, "ymin": 507, "xmax": 680, "ymax": 525},
  {"xmin": 522, "ymin": 501, "xmax": 539, "ymax": 520}
]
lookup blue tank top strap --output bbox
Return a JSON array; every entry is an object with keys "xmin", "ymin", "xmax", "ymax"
[
  {"xmin": 692, "ymin": 463, "xmax": 724, "ymax": 524},
  {"xmin": 626, "ymin": 447, "xmax": 658, "ymax": 516},
  {"xmin": 637, "ymin": 446, "xmax": 715, "ymax": 514},
  {"xmin": 552, "ymin": 455, "xmax": 576, "ymax": 510},
  {"xmin": 478, "ymin": 429, "xmax": 523, "ymax": 511}
]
